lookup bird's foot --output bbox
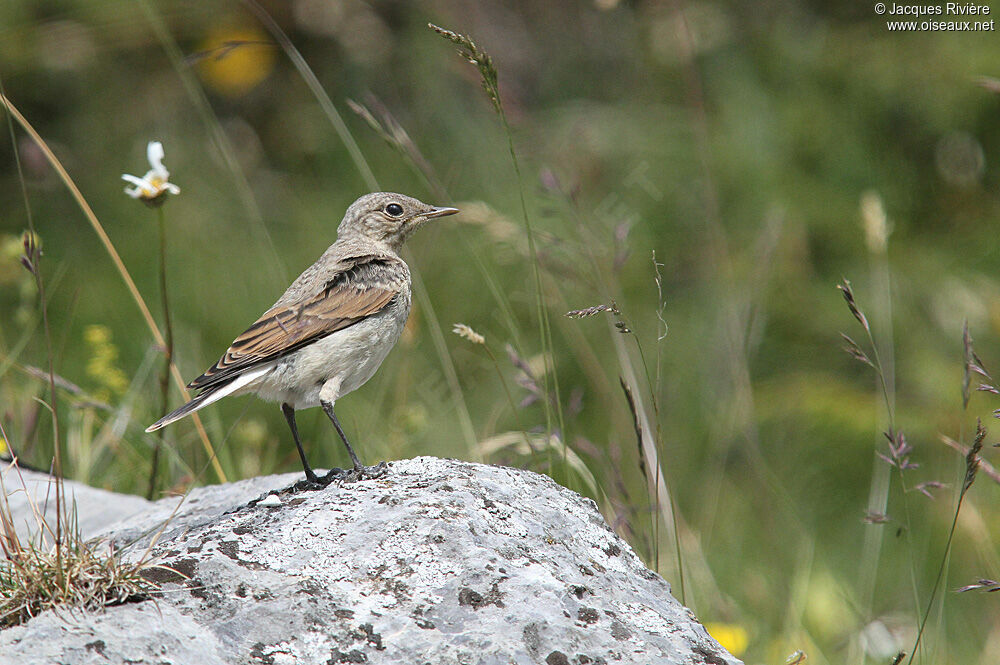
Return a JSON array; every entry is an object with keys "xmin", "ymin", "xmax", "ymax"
[
  {"xmin": 288, "ymin": 468, "xmax": 346, "ymax": 492},
  {"xmin": 323, "ymin": 461, "xmax": 389, "ymax": 484},
  {"xmin": 249, "ymin": 464, "xmax": 389, "ymax": 505}
]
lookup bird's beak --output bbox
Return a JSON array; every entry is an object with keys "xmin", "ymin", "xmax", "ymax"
[{"xmin": 425, "ymin": 206, "xmax": 460, "ymax": 219}]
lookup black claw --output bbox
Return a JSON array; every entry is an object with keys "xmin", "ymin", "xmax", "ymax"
[
  {"xmin": 320, "ymin": 467, "xmax": 349, "ymax": 483},
  {"xmin": 290, "ymin": 478, "xmax": 326, "ymax": 493},
  {"xmin": 365, "ymin": 461, "xmax": 389, "ymax": 479},
  {"xmin": 322, "ymin": 461, "xmax": 389, "ymax": 484},
  {"xmin": 347, "ymin": 462, "xmax": 389, "ymax": 482}
]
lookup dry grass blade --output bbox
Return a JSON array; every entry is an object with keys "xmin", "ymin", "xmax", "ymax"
[
  {"xmin": 476, "ymin": 431, "xmax": 598, "ymax": 496},
  {"xmin": 428, "ymin": 20, "xmax": 566, "ymax": 469},
  {"xmin": 0, "ymin": 539, "xmax": 160, "ymax": 627},
  {"xmin": 183, "ymin": 39, "xmax": 274, "ymax": 65},
  {"xmin": 347, "ymin": 95, "xmax": 442, "ymax": 199},
  {"xmin": 241, "ymin": 0, "xmax": 377, "ymax": 191},
  {"xmin": 619, "ymin": 377, "xmax": 647, "ymax": 481},
  {"xmin": 956, "ymin": 578, "xmax": 1000, "ymax": 593},
  {"xmin": 908, "ymin": 419, "xmax": 988, "ymax": 665},
  {"xmin": 976, "ymin": 75, "xmax": 1000, "ymax": 94}
]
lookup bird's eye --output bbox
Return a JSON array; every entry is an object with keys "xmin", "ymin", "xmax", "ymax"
[{"xmin": 385, "ymin": 203, "xmax": 404, "ymax": 217}]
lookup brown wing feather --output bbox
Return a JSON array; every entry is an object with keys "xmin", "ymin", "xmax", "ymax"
[{"xmin": 188, "ymin": 257, "xmax": 403, "ymax": 391}]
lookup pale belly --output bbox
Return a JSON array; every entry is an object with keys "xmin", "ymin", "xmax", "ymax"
[{"xmin": 242, "ymin": 292, "xmax": 411, "ymax": 410}]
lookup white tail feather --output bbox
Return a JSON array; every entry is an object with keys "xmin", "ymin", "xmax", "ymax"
[{"xmin": 144, "ymin": 364, "xmax": 273, "ymax": 432}]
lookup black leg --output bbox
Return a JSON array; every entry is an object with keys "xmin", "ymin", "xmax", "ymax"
[
  {"xmin": 282, "ymin": 403, "xmax": 320, "ymax": 484},
  {"xmin": 320, "ymin": 400, "xmax": 363, "ymax": 472}
]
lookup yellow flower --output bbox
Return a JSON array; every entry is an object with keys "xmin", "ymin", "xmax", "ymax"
[
  {"xmin": 84, "ymin": 324, "xmax": 129, "ymax": 401},
  {"xmin": 195, "ymin": 26, "xmax": 275, "ymax": 98},
  {"xmin": 705, "ymin": 622, "xmax": 749, "ymax": 657}
]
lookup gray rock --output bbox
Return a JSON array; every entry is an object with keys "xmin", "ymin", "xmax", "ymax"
[
  {"xmin": 0, "ymin": 467, "xmax": 152, "ymax": 542},
  {"xmin": 1, "ymin": 457, "xmax": 741, "ymax": 665}
]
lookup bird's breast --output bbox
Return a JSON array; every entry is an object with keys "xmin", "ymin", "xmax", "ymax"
[{"xmin": 251, "ymin": 284, "xmax": 412, "ymax": 409}]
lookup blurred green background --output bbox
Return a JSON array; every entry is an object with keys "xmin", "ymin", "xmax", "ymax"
[{"xmin": 2, "ymin": 1, "xmax": 1000, "ymax": 662}]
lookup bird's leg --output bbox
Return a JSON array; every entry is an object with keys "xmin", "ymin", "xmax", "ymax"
[
  {"xmin": 321, "ymin": 400, "xmax": 363, "ymax": 471},
  {"xmin": 320, "ymin": 400, "xmax": 387, "ymax": 481},
  {"xmin": 281, "ymin": 402, "xmax": 322, "ymax": 485}
]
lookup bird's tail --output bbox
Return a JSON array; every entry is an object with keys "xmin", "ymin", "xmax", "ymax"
[
  {"xmin": 145, "ymin": 388, "xmax": 222, "ymax": 432},
  {"xmin": 145, "ymin": 365, "xmax": 271, "ymax": 432}
]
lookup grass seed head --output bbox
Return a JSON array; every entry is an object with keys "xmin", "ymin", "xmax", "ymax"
[
  {"xmin": 837, "ymin": 279, "xmax": 870, "ymax": 332},
  {"xmin": 428, "ymin": 23, "xmax": 501, "ymax": 116},
  {"xmin": 452, "ymin": 323, "xmax": 485, "ymax": 345}
]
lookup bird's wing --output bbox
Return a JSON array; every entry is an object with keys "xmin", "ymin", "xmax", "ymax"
[{"xmin": 188, "ymin": 255, "xmax": 406, "ymax": 391}]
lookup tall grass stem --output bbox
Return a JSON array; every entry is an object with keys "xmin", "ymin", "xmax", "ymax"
[
  {"xmin": 148, "ymin": 206, "xmax": 173, "ymax": 499},
  {"xmin": 0, "ymin": 91, "xmax": 226, "ymax": 483}
]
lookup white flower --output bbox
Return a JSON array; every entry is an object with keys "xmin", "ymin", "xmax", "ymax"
[{"xmin": 122, "ymin": 141, "xmax": 180, "ymax": 206}]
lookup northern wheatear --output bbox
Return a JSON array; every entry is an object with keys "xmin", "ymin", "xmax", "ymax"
[{"xmin": 146, "ymin": 192, "xmax": 458, "ymax": 485}]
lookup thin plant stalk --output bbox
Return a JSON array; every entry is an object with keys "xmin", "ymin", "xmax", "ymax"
[
  {"xmin": 650, "ymin": 253, "xmax": 675, "ymax": 588},
  {"xmin": 906, "ymin": 423, "xmax": 984, "ymax": 665},
  {"xmin": 494, "ymin": 88, "xmax": 568, "ymax": 480},
  {"xmin": 853, "ymin": 196, "xmax": 911, "ymax": 664},
  {"xmin": 239, "ymin": 0, "xmax": 377, "ymax": 192},
  {"xmin": 867, "ymin": 200, "xmax": 923, "ymax": 636},
  {"xmin": 482, "ymin": 344, "xmax": 532, "ymax": 447},
  {"xmin": 0, "ymin": 92, "xmax": 226, "ymax": 483},
  {"xmin": 905, "ymin": 326, "xmax": 989, "ymax": 664},
  {"xmin": 633, "ymin": 330, "xmax": 682, "ymax": 602},
  {"xmin": 599, "ymin": 303, "xmax": 683, "ymax": 604},
  {"xmin": 665, "ymin": 9, "xmax": 775, "ymax": 615},
  {"xmin": 2, "ymin": 79, "xmax": 64, "ymax": 583},
  {"xmin": 840, "ymin": 279, "xmax": 924, "ymax": 661},
  {"xmin": 346, "ymin": 96, "xmax": 524, "ymax": 351},
  {"xmin": 429, "ymin": 23, "xmax": 568, "ymax": 481},
  {"xmin": 148, "ymin": 206, "xmax": 173, "ymax": 499}
]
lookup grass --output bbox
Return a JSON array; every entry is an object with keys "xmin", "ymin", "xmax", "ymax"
[
  {"xmin": 430, "ymin": 22, "xmax": 569, "ymax": 481},
  {"xmin": 839, "ymin": 279, "xmax": 993, "ymax": 663},
  {"xmin": 0, "ymin": 459, "xmax": 163, "ymax": 628},
  {"xmin": 0, "ymin": 113, "xmax": 163, "ymax": 623},
  {"xmin": 1, "ymin": 4, "xmax": 999, "ymax": 662}
]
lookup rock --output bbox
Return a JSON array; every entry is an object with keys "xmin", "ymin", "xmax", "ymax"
[
  {"xmin": 0, "ymin": 457, "xmax": 741, "ymax": 665},
  {"xmin": 0, "ymin": 467, "xmax": 152, "ymax": 543}
]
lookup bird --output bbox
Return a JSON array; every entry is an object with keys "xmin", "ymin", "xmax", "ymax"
[{"xmin": 146, "ymin": 192, "xmax": 459, "ymax": 486}]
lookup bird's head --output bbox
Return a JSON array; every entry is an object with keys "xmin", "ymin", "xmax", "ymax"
[{"xmin": 337, "ymin": 192, "xmax": 459, "ymax": 250}]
